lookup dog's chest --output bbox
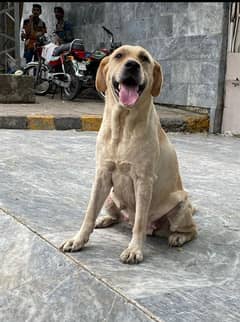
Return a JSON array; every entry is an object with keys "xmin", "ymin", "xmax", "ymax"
[
  {"xmin": 111, "ymin": 161, "xmax": 136, "ymax": 211},
  {"xmin": 102, "ymin": 159, "xmax": 134, "ymax": 187},
  {"xmin": 102, "ymin": 159, "xmax": 132, "ymax": 175},
  {"xmin": 97, "ymin": 129, "xmax": 158, "ymax": 183}
]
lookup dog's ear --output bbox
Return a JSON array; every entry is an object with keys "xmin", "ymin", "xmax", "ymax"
[
  {"xmin": 151, "ymin": 60, "xmax": 163, "ymax": 97},
  {"xmin": 95, "ymin": 56, "xmax": 110, "ymax": 92}
]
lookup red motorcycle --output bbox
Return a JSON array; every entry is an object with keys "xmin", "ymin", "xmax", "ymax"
[
  {"xmin": 23, "ymin": 26, "xmax": 121, "ymax": 100},
  {"xmin": 68, "ymin": 26, "xmax": 121, "ymax": 98}
]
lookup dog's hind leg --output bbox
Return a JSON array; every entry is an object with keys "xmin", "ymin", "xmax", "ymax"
[
  {"xmin": 95, "ymin": 194, "xmax": 121, "ymax": 228},
  {"xmin": 167, "ymin": 196, "xmax": 197, "ymax": 247}
]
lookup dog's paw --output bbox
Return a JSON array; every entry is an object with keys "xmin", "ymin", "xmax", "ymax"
[
  {"xmin": 59, "ymin": 235, "xmax": 88, "ymax": 252},
  {"xmin": 120, "ymin": 247, "xmax": 143, "ymax": 264},
  {"xmin": 168, "ymin": 233, "xmax": 187, "ymax": 247},
  {"xmin": 95, "ymin": 215, "xmax": 119, "ymax": 228}
]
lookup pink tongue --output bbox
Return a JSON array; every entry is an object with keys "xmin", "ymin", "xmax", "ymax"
[{"xmin": 119, "ymin": 84, "xmax": 139, "ymax": 106}]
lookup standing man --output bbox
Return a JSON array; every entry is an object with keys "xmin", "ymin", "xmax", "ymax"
[
  {"xmin": 21, "ymin": 4, "xmax": 47, "ymax": 63},
  {"xmin": 54, "ymin": 7, "xmax": 74, "ymax": 45}
]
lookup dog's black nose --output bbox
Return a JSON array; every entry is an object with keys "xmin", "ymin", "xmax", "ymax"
[{"xmin": 125, "ymin": 60, "xmax": 140, "ymax": 71}]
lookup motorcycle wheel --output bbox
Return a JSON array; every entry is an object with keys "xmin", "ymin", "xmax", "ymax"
[
  {"xmin": 63, "ymin": 61, "xmax": 80, "ymax": 100},
  {"xmin": 23, "ymin": 63, "xmax": 50, "ymax": 96}
]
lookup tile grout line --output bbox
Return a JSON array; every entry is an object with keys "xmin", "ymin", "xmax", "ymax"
[{"xmin": 0, "ymin": 206, "xmax": 164, "ymax": 322}]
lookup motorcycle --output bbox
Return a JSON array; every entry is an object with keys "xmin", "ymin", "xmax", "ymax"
[
  {"xmin": 23, "ymin": 26, "xmax": 121, "ymax": 100},
  {"xmin": 23, "ymin": 35, "xmax": 84, "ymax": 100},
  {"xmin": 69, "ymin": 26, "xmax": 121, "ymax": 99}
]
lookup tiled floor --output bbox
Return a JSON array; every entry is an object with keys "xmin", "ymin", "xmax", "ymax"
[{"xmin": 0, "ymin": 131, "xmax": 239, "ymax": 322}]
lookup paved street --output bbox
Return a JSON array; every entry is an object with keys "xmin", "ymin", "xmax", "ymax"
[{"xmin": 0, "ymin": 130, "xmax": 240, "ymax": 322}]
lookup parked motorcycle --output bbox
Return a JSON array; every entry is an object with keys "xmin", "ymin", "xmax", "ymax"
[
  {"xmin": 23, "ymin": 26, "xmax": 121, "ymax": 100},
  {"xmin": 70, "ymin": 26, "xmax": 121, "ymax": 98},
  {"xmin": 23, "ymin": 35, "xmax": 84, "ymax": 100}
]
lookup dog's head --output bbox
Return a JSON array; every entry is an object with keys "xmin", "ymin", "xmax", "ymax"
[{"xmin": 96, "ymin": 45, "xmax": 163, "ymax": 109}]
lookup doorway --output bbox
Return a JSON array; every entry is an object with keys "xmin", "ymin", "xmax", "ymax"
[{"xmin": 222, "ymin": 2, "xmax": 240, "ymax": 135}]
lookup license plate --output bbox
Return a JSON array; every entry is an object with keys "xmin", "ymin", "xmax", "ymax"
[{"xmin": 78, "ymin": 62, "xmax": 87, "ymax": 71}]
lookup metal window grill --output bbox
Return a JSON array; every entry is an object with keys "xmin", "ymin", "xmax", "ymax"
[
  {"xmin": 228, "ymin": 2, "xmax": 240, "ymax": 52},
  {"xmin": 0, "ymin": 2, "xmax": 21, "ymax": 73}
]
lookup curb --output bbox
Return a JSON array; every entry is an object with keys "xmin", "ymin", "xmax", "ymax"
[
  {"xmin": 0, "ymin": 114, "xmax": 209, "ymax": 132},
  {"xmin": 0, "ymin": 115, "xmax": 101, "ymax": 131},
  {"xmin": 184, "ymin": 115, "xmax": 209, "ymax": 133},
  {"xmin": 161, "ymin": 115, "xmax": 209, "ymax": 133}
]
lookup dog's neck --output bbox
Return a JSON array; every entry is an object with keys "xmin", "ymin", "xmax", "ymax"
[{"xmin": 102, "ymin": 90, "xmax": 155, "ymax": 143}]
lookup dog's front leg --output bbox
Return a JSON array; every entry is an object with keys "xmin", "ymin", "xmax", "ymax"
[
  {"xmin": 120, "ymin": 178, "xmax": 153, "ymax": 264},
  {"xmin": 60, "ymin": 168, "xmax": 112, "ymax": 252}
]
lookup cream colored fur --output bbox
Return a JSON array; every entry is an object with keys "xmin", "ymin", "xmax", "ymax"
[{"xmin": 60, "ymin": 45, "xmax": 197, "ymax": 264}]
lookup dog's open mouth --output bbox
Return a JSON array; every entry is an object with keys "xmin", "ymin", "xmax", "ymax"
[{"xmin": 113, "ymin": 78, "xmax": 145, "ymax": 107}]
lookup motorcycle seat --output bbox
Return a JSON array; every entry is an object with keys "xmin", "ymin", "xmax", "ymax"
[
  {"xmin": 52, "ymin": 43, "xmax": 71, "ymax": 56},
  {"xmin": 52, "ymin": 39, "xmax": 85, "ymax": 57}
]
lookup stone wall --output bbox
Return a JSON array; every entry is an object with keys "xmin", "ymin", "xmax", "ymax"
[{"xmin": 22, "ymin": 2, "xmax": 229, "ymax": 131}]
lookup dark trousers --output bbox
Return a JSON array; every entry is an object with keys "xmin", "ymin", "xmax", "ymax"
[{"xmin": 24, "ymin": 48, "xmax": 38, "ymax": 64}]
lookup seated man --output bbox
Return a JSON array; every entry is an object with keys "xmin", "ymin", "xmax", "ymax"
[{"xmin": 54, "ymin": 6, "xmax": 74, "ymax": 45}]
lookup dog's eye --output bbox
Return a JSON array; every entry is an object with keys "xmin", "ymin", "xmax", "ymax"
[
  {"xmin": 140, "ymin": 55, "xmax": 150, "ymax": 63},
  {"xmin": 115, "ymin": 53, "xmax": 123, "ymax": 59}
]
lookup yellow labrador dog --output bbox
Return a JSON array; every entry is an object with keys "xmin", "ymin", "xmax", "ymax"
[{"xmin": 60, "ymin": 45, "xmax": 197, "ymax": 264}]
